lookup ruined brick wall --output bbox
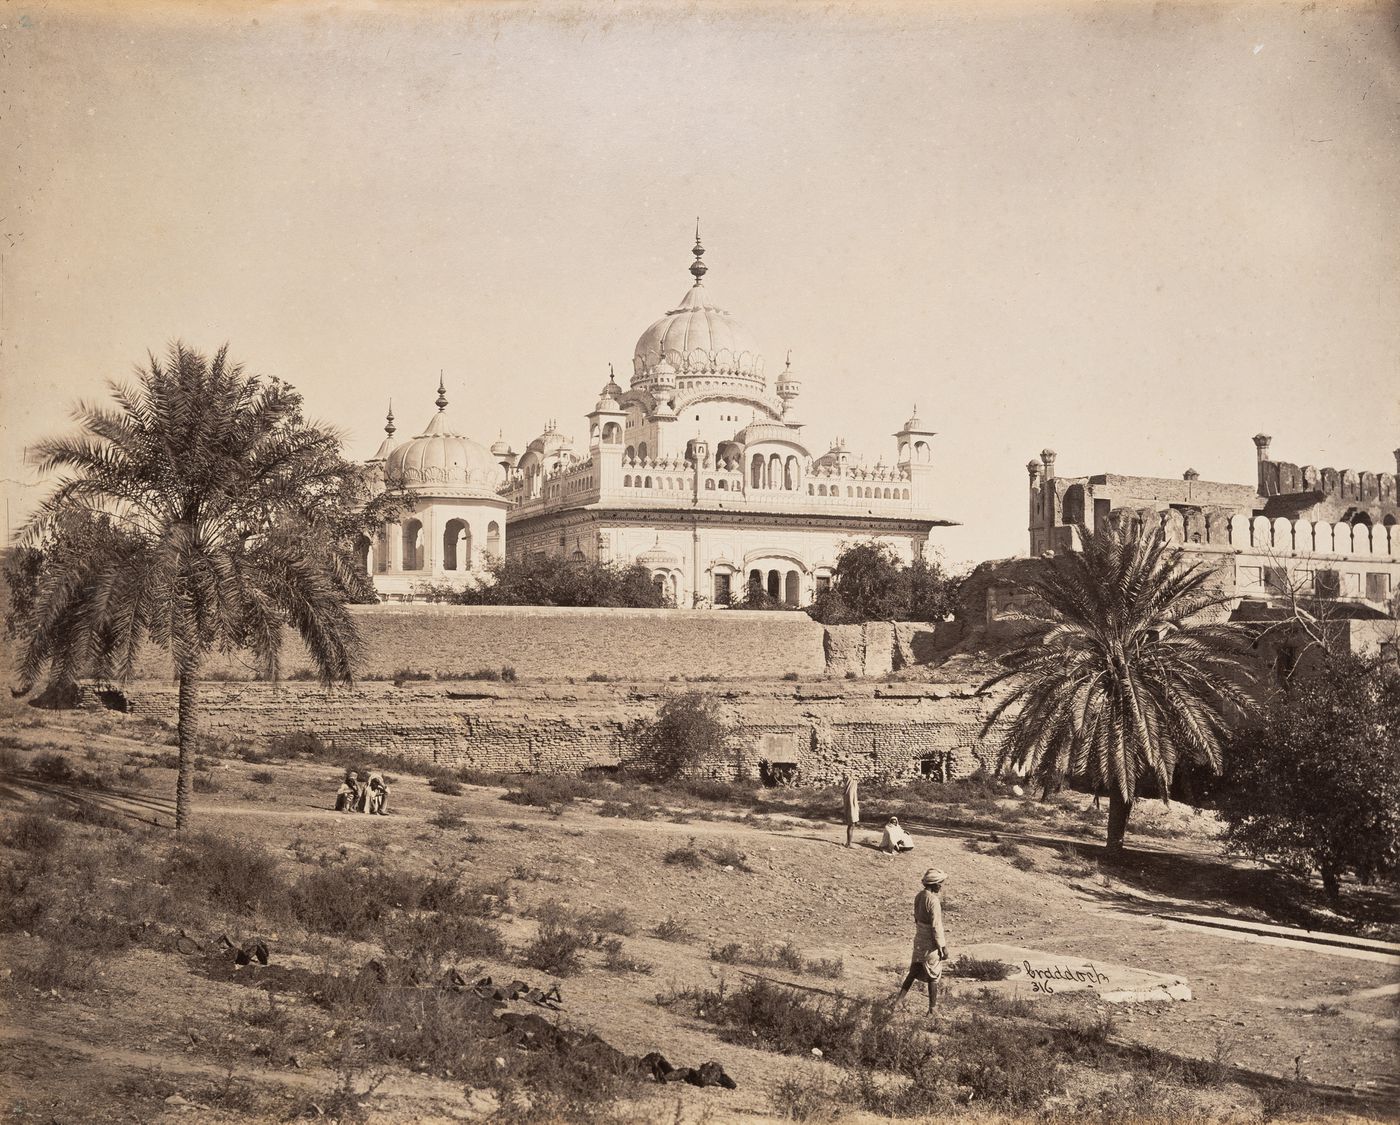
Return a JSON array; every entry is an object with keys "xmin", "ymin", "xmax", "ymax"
[
  {"xmin": 124, "ymin": 605, "xmax": 828, "ymax": 683},
  {"xmin": 124, "ymin": 680, "xmax": 1007, "ymax": 784}
]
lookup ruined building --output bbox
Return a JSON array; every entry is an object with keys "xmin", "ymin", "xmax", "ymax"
[{"xmin": 1025, "ymin": 436, "xmax": 1400, "ymax": 610}]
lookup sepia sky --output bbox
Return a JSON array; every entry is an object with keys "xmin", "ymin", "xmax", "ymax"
[{"xmin": 2, "ymin": 0, "xmax": 1398, "ymax": 566}]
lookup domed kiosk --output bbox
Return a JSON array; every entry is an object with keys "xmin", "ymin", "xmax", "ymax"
[{"xmin": 369, "ymin": 377, "xmax": 507, "ymax": 596}]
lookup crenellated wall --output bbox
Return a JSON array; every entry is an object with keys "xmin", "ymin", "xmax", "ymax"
[{"xmin": 1257, "ymin": 458, "xmax": 1400, "ymax": 507}]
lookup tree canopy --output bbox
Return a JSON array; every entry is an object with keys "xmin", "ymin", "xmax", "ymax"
[
  {"xmin": 806, "ymin": 541, "xmax": 961, "ymax": 624},
  {"xmin": 1215, "ymin": 653, "xmax": 1400, "ymax": 904},
  {"xmin": 427, "ymin": 554, "xmax": 667, "ymax": 609},
  {"xmin": 7, "ymin": 342, "xmax": 398, "ymax": 828},
  {"xmin": 981, "ymin": 517, "xmax": 1252, "ymax": 852}
]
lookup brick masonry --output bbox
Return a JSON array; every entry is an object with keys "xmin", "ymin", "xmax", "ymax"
[
  {"xmin": 124, "ymin": 604, "xmax": 830, "ymax": 682},
  {"xmin": 124, "ymin": 680, "xmax": 1005, "ymax": 784}
]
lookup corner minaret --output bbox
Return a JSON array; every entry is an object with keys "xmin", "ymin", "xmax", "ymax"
[
  {"xmin": 894, "ymin": 405, "xmax": 937, "ymax": 509},
  {"xmin": 587, "ymin": 366, "xmax": 629, "ymax": 495},
  {"xmin": 776, "ymin": 351, "xmax": 802, "ymax": 426}
]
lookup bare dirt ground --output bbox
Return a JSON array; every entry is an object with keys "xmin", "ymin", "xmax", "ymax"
[{"xmin": 1, "ymin": 696, "xmax": 1398, "ymax": 1124}]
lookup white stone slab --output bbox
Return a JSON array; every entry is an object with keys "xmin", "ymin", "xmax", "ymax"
[{"xmin": 949, "ymin": 942, "xmax": 1192, "ymax": 1004}]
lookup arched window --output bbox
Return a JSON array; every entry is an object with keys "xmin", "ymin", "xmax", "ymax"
[
  {"xmin": 625, "ymin": 445, "xmax": 636, "ymax": 461},
  {"xmin": 443, "ymin": 518, "xmax": 470, "ymax": 571},
  {"xmin": 902, "ymin": 489, "xmax": 910, "ymax": 500},
  {"xmin": 602, "ymin": 421, "xmax": 621, "ymax": 443},
  {"xmin": 785, "ymin": 456, "xmax": 799, "ymax": 490},
  {"xmin": 1061, "ymin": 484, "xmax": 1085, "ymax": 525},
  {"xmin": 486, "ymin": 521, "xmax": 502, "ymax": 559},
  {"xmin": 766, "ymin": 569, "xmax": 781, "ymax": 600},
  {"xmin": 401, "ymin": 519, "xmax": 424, "ymax": 572},
  {"xmin": 644, "ymin": 476, "xmax": 653, "ymax": 488},
  {"xmin": 638, "ymin": 442, "xmax": 649, "ymax": 461},
  {"xmin": 705, "ymin": 478, "xmax": 715, "ymax": 490},
  {"xmin": 623, "ymin": 475, "xmax": 632, "ymax": 487},
  {"xmin": 718, "ymin": 479, "xmax": 728, "ymax": 490},
  {"xmin": 751, "ymin": 454, "xmax": 765, "ymax": 489},
  {"xmin": 748, "ymin": 568, "xmax": 762, "ymax": 596},
  {"xmin": 785, "ymin": 570, "xmax": 800, "ymax": 606},
  {"xmin": 768, "ymin": 454, "xmax": 782, "ymax": 490}
]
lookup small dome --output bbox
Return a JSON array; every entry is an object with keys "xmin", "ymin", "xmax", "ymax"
[
  {"xmin": 385, "ymin": 397, "xmax": 504, "ymax": 499},
  {"xmin": 637, "ymin": 540, "xmax": 681, "ymax": 569},
  {"xmin": 490, "ymin": 437, "xmax": 512, "ymax": 457}
]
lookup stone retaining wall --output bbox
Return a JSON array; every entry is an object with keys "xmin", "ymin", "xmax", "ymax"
[
  {"xmin": 124, "ymin": 604, "xmax": 829, "ymax": 683},
  {"xmin": 124, "ymin": 680, "xmax": 1003, "ymax": 784}
]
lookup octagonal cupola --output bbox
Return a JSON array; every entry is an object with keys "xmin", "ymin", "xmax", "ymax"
[{"xmin": 383, "ymin": 377, "xmax": 504, "ymax": 499}]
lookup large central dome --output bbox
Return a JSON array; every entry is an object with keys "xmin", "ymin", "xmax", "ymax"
[{"xmin": 631, "ymin": 230, "xmax": 764, "ymax": 382}]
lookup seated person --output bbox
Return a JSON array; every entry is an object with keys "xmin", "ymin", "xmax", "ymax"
[
  {"xmin": 880, "ymin": 816, "xmax": 915, "ymax": 853},
  {"xmin": 335, "ymin": 770, "xmax": 362, "ymax": 812},
  {"xmin": 364, "ymin": 771, "xmax": 390, "ymax": 815}
]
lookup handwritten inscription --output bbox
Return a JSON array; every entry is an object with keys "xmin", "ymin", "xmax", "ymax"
[{"xmin": 1020, "ymin": 961, "xmax": 1111, "ymax": 995}]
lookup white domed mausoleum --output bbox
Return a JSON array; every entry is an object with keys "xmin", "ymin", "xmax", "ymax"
[{"xmin": 366, "ymin": 228, "xmax": 953, "ymax": 605}]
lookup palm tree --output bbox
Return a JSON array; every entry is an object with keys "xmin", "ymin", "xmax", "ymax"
[
  {"xmin": 12, "ymin": 343, "xmax": 400, "ymax": 830},
  {"xmin": 981, "ymin": 516, "xmax": 1252, "ymax": 853}
]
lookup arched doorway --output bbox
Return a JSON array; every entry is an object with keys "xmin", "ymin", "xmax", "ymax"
[
  {"xmin": 784, "ymin": 570, "xmax": 800, "ymax": 606},
  {"xmin": 766, "ymin": 569, "xmax": 781, "ymax": 600},
  {"xmin": 401, "ymin": 519, "xmax": 424, "ymax": 571},
  {"xmin": 486, "ymin": 521, "xmax": 502, "ymax": 559},
  {"xmin": 442, "ymin": 519, "xmax": 471, "ymax": 571}
]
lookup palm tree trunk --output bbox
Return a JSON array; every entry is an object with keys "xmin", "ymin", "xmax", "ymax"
[
  {"xmin": 1106, "ymin": 791, "xmax": 1133, "ymax": 855},
  {"xmin": 175, "ymin": 667, "xmax": 199, "ymax": 832}
]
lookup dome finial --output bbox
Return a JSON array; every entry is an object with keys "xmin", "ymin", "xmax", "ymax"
[
  {"xmin": 384, "ymin": 400, "xmax": 396, "ymax": 438},
  {"xmin": 689, "ymin": 218, "xmax": 707, "ymax": 284},
  {"xmin": 435, "ymin": 371, "xmax": 448, "ymax": 412},
  {"xmin": 785, "ymin": 349, "xmax": 792, "ymax": 370}
]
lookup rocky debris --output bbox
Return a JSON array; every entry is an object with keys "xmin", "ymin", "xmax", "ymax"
[
  {"xmin": 497, "ymin": 1013, "xmax": 737, "ymax": 1091},
  {"xmin": 472, "ymin": 975, "xmax": 564, "ymax": 1009}
]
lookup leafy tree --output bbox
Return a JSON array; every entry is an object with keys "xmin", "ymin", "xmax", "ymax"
[
  {"xmin": 1215, "ymin": 654, "xmax": 1400, "ymax": 905},
  {"xmin": 428, "ymin": 554, "xmax": 666, "ymax": 608},
  {"xmin": 632, "ymin": 692, "xmax": 736, "ymax": 779},
  {"xmin": 905, "ymin": 554, "xmax": 960, "ymax": 622},
  {"xmin": 806, "ymin": 541, "xmax": 962, "ymax": 624},
  {"xmin": 981, "ymin": 517, "xmax": 1252, "ymax": 853},
  {"xmin": 827, "ymin": 541, "xmax": 905, "ymax": 621},
  {"xmin": 9, "ymin": 343, "xmax": 400, "ymax": 830}
]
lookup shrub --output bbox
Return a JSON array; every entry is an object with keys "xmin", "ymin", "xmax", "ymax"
[
  {"xmin": 0, "ymin": 746, "xmax": 23, "ymax": 773},
  {"xmin": 707, "ymin": 839, "xmax": 753, "ymax": 871},
  {"xmin": 430, "ymin": 810, "xmax": 466, "ymax": 831},
  {"xmin": 663, "ymin": 839, "xmax": 705, "ymax": 869},
  {"xmin": 519, "ymin": 921, "xmax": 585, "ymax": 975},
  {"xmin": 633, "ymin": 693, "xmax": 736, "ymax": 780},
  {"xmin": 164, "ymin": 834, "xmax": 288, "ymax": 918},
  {"xmin": 2, "ymin": 810, "xmax": 65, "ymax": 852},
  {"xmin": 650, "ymin": 916, "xmax": 694, "ymax": 942},
  {"xmin": 193, "ymin": 772, "xmax": 223, "ymax": 793},
  {"xmin": 948, "ymin": 955, "xmax": 1014, "ymax": 981},
  {"xmin": 267, "ymin": 731, "xmax": 331, "ymax": 759},
  {"xmin": 248, "ymin": 769, "xmax": 276, "ymax": 785},
  {"xmin": 501, "ymin": 774, "xmax": 596, "ymax": 808},
  {"xmin": 601, "ymin": 938, "xmax": 653, "ymax": 975},
  {"xmin": 427, "ymin": 774, "xmax": 463, "ymax": 796}
]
